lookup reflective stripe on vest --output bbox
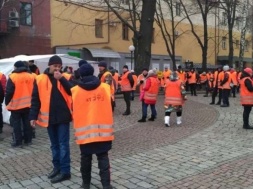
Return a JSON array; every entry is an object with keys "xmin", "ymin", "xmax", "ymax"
[
  {"xmin": 7, "ymin": 96, "xmax": 31, "ymax": 109},
  {"xmin": 240, "ymin": 77, "xmax": 253, "ymax": 105},
  {"xmin": 144, "ymin": 92, "xmax": 158, "ymax": 101},
  {"xmin": 75, "ymin": 132, "xmax": 113, "ymax": 141},
  {"xmin": 165, "ymin": 97, "xmax": 183, "ymax": 105}
]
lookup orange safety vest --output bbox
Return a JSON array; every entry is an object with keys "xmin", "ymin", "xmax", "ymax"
[
  {"xmin": 162, "ymin": 70, "xmax": 171, "ymax": 87},
  {"xmin": 132, "ymin": 75, "xmax": 138, "ymax": 90},
  {"xmin": 112, "ymin": 72, "xmax": 119, "ymax": 90},
  {"xmin": 222, "ymin": 72, "xmax": 232, "ymax": 89},
  {"xmin": 238, "ymin": 72, "xmax": 242, "ymax": 81},
  {"xmin": 6, "ymin": 72, "xmax": 35, "ymax": 111},
  {"xmin": 231, "ymin": 71, "xmax": 238, "ymax": 86},
  {"xmin": 188, "ymin": 72, "xmax": 197, "ymax": 84},
  {"xmin": 100, "ymin": 71, "xmax": 115, "ymax": 101},
  {"xmin": 35, "ymin": 73, "xmax": 72, "ymax": 127},
  {"xmin": 218, "ymin": 71, "xmax": 224, "ymax": 89},
  {"xmin": 71, "ymin": 83, "xmax": 114, "ymax": 145},
  {"xmin": 164, "ymin": 79, "xmax": 184, "ymax": 106},
  {"xmin": 177, "ymin": 71, "xmax": 186, "ymax": 84},
  {"xmin": 143, "ymin": 77, "xmax": 159, "ymax": 103},
  {"xmin": 137, "ymin": 74, "xmax": 145, "ymax": 92},
  {"xmin": 240, "ymin": 77, "xmax": 253, "ymax": 105},
  {"xmin": 213, "ymin": 71, "xmax": 218, "ymax": 88},
  {"xmin": 200, "ymin": 74, "xmax": 207, "ymax": 83},
  {"xmin": 121, "ymin": 71, "xmax": 132, "ymax": 91},
  {"xmin": 207, "ymin": 73, "xmax": 214, "ymax": 88}
]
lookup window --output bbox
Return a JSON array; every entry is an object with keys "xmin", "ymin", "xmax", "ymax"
[
  {"xmin": 121, "ymin": 0, "xmax": 129, "ymax": 5},
  {"xmin": 20, "ymin": 2, "xmax": 32, "ymax": 26},
  {"xmin": 122, "ymin": 23, "xmax": 129, "ymax": 40},
  {"xmin": 152, "ymin": 28, "xmax": 155, "ymax": 43},
  {"xmin": 176, "ymin": 3, "xmax": 181, "ymax": 16},
  {"xmin": 221, "ymin": 12, "xmax": 227, "ymax": 26},
  {"xmin": 95, "ymin": 19, "xmax": 103, "ymax": 38},
  {"xmin": 235, "ymin": 40, "xmax": 239, "ymax": 49},
  {"xmin": 245, "ymin": 40, "xmax": 249, "ymax": 51},
  {"xmin": 222, "ymin": 37, "xmax": 226, "ymax": 50}
]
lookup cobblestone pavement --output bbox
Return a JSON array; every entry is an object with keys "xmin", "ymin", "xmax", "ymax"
[{"xmin": 0, "ymin": 93, "xmax": 252, "ymax": 189}]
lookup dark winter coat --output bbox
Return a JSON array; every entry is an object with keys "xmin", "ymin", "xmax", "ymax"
[
  {"xmin": 75, "ymin": 75, "xmax": 112, "ymax": 155},
  {"xmin": 29, "ymin": 68, "xmax": 72, "ymax": 124}
]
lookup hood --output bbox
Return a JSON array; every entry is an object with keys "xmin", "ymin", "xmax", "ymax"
[
  {"xmin": 78, "ymin": 75, "xmax": 101, "ymax": 91},
  {"xmin": 12, "ymin": 67, "xmax": 28, "ymax": 73}
]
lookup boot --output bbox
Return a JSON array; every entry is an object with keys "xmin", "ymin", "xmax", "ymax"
[
  {"xmin": 164, "ymin": 116, "xmax": 170, "ymax": 127},
  {"xmin": 138, "ymin": 117, "xmax": 146, "ymax": 122},
  {"xmin": 176, "ymin": 117, "xmax": 182, "ymax": 125},
  {"xmin": 148, "ymin": 116, "xmax": 156, "ymax": 121},
  {"xmin": 243, "ymin": 125, "xmax": 253, "ymax": 129}
]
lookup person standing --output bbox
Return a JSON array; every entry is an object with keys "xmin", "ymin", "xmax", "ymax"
[
  {"xmin": 120, "ymin": 65, "xmax": 134, "ymax": 115},
  {"xmin": 130, "ymin": 70, "xmax": 138, "ymax": 101},
  {"xmin": 204, "ymin": 70, "xmax": 214, "ymax": 97},
  {"xmin": 98, "ymin": 61, "xmax": 115, "ymax": 111},
  {"xmin": 28, "ymin": 60, "xmax": 40, "ymax": 75},
  {"xmin": 230, "ymin": 68, "xmax": 238, "ymax": 97},
  {"xmin": 29, "ymin": 55, "xmax": 72, "ymax": 183},
  {"xmin": 161, "ymin": 67, "xmax": 171, "ymax": 89},
  {"xmin": 138, "ymin": 69, "xmax": 160, "ymax": 122},
  {"xmin": 220, "ymin": 65, "xmax": 231, "ymax": 107},
  {"xmin": 71, "ymin": 63, "xmax": 114, "ymax": 189},
  {"xmin": 0, "ymin": 70, "xmax": 6, "ymax": 134},
  {"xmin": 240, "ymin": 68, "xmax": 253, "ymax": 129},
  {"xmin": 187, "ymin": 68, "xmax": 197, "ymax": 96},
  {"xmin": 164, "ymin": 72, "xmax": 186, "ymax": 127},
  {"xmin": 5, "ymin": 61, "xmax": 33, "ymax": 146},
  {"xmin": 210, "ymin": 67, "xmax": 222, "ymax": 105},
  {"xmin": 176, "ymin": 66, "xmax": 186, "ymax": 86}
]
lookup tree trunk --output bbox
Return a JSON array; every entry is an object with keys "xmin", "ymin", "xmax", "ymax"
[
  {"xmin": 135, "ymin": 0, "xmax": 157, "ymax": 74},
  {"xmin": 202, "ymin": 18, "xmax": 208, "ymax": 71},
  {"xmin": 228, "ymin": 28, "xmax": 234, "ymax": 67}
]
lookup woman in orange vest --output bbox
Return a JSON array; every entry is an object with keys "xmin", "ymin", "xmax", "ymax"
[
  {"xmin": 30, "ymin": 55, "xmax": 72, "ymax": 184},
  {"xmin": 187, "ymin": 68, "xmax": 197, "ymax": 96},
  {"xmin": 5, "ymin": 61, "xmax": 34, "ymax": 147},
  {"xmin": 240, "ymin": 68, "xmax": 253, "ymax": 129},
  {"xmin": 164, "ymin": 72, "xmax": 186, "ymax": 127},
  {"xmin": 71, "ymin": 63, "xmax": 114, "ymax": 189},
  {"xmin": 138, "ymin": 69, "xmax": 160, "ymax": 122},
  {"xmin": 220, "ymin": 65, "xmax": 231, "ymax": 107}
]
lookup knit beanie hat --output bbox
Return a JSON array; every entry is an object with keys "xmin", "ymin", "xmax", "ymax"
[
  {"xmin": 98, "ymin": 61, "xmax": 107, "ymax": 68},
  {"xmin": 147, "ymin": 69, "xmax": 157, "ymax": 77},
  {"xmin": 78, "ymin": 60, "xmax": 88, "ymax": 67},
  {"xmin": 14, "ymin": 61, "xmax": 25, "ymax": 68},
  {"xmin": 79, "ymin": 63, "xmax": 94, "ymax": 77},
  {"xmin": 244, "ymin": 68, "xmax": 253, "ymax": 76},
  {"xmin": 223, "ymin": 65, "xmax": 230, "ymax": 71},
  {"xmin": 48, "ymin": 55, "xmax": 62, "ymax": 66},
  {"xmin": 123, "ymin": 65, "xmax": 128, "ymax": 69}
]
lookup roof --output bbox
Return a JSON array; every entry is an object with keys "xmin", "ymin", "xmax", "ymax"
[{"xmin": 84, "ymin": 48, "xmax": 121, "ymax": 59}]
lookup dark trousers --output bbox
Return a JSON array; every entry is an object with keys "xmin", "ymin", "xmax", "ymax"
[
  {"xmin": 142, "ymin": 101, "xmax": 157, "ymax": 118},
  {"xmin": 243, "ymin": 106, "xmax": 252, "ymax": 126},
  {"xmin": 11, "ymin": 111, "xmax": 32, "ymax": 144},
  {"xmin": 222, "ymin": 89, "xmax": 230, "ymax": 106},
  {"xmin": 211, "ymin": 87, "xmax": 218, "ymax": 103},
  {"xmin": 189, "ymin": 83, "xmax": 197, "ymax": 95},
  {"xmin": 0, "ymin": 104, "xmax": 3, "ymax": 130},
  {"xmin": 47, "ymin": 123, "xmax": 70, "ymax": 174},
  {"xmin": 231, "ymin": 86, "xmax": 236, "ymax": 97},
  {"xmin": 131, "ymin": 90, "xmax": 135, "ymax": 100},
  {"xmin": 80, "ymin": 149, "xmax": 111, "ymax": 188},
  {"xmin": 165, "ymin": 111, "xmax": 182, "ymax": 116},
  {"xmin": 123, "ymin": 91, "xmax": 131, "ymax": 113}
]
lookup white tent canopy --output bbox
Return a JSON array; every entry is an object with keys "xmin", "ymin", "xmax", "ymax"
[{"xmin": 0, "ymin": 54, "xmax": 99, "ymax": 124}]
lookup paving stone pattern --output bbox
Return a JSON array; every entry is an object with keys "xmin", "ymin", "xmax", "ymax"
[{"xmin": 0, "ymin": 94, "xmax": 251, "ymax": 188}]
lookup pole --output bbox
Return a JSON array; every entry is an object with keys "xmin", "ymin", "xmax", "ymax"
[{"xmin": 131, "ymin": 51, "xmax": 133, "ymax": 70}]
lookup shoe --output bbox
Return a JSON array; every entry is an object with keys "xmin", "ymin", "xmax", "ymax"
[
  {"xmin": 203, "ymin": 95, "xmax": 208, "ymax": 97},
  {"xmin": 51, "ymin": 173, "xmax": 71, "ymax": 184},
  {"xmin": 103, "ymin": 185, "xmax": 114, "ymax": 189},
  {"xmin": 138, "ymin": 117, "xmax": 146, "ymax": 122},
  {"xmin": 24, "ymin": 142, "xmax": 32, "ymax": 146},
  {"xmin": 194, "ymin": 94, "xmax": 197, "ymax": 96},
  {"xmin": 122, "ymin": 112, "xmax": 130, "ymax": 116},
  {"xmin": 11, "ymin": 141, "xmax": 23, "ymax": 148},
  {"xmin": 209, "ymin": 102, "xmax": 215, "ymax": 105},
  {"xmin": 216, "ymin": 102, "xmax": 221, "ymax": 105},
  {"xmin": 220, "ymin": 104, "xmax": 228, "ymax": 107},
  {"xmin": 233, "ymin": 96, "xmax": 236, "ymax": 98},
  {"xmin": 243, "ymin": 125, "xmax": 253, "ymax": 129},
  {"xmin": 48, "ymin": 169, "xmax": 60, "ymax": 179},
  {"xmin": 177, "ymin": 117, "xmax": 182, "ymax": 125},
  {"xmin": 82, "ymin": 183, "xmax": 90, "ymax": 189},
  {"xmin": 148, "ymin": 116, "xmax": 156, "ymax": 121},
  {"xmin": 164, "ymin": 116, "xmax": 170, "ymax": 127}
]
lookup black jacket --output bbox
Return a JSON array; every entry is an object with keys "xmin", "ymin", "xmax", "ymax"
[
  {"xmin": 220, "ymin": 71, "xmax": 229, "ymax": 86},
  {"xmin": 29, "ymin": 68, "xmax": 73, "ymax": 124},
  {"xmin": 75, "ymin": 75, "xmax": 112, "ymax": 155},
  {"xmin": 5, "ymin": 67, "xmax": 32, "ymax": 112}
]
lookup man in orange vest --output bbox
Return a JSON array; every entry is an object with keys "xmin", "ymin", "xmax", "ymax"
[
  {"xmin": 230, "ymin": 68, "xmax": 238, "ymax": 97},
  {"xmin": 138, "ymin": 69, "xmax": 160, "ymax": 122},
  {"xmin": 0, "ymin": 70, "xmax": 6, "ymax": 134},
  {"xmin": 30, "ymin": 55, "xmax": 72, "ymax": 183},
  {"xmin": 98, "ymin": 61, "xmax": 115, "ymax": 111},
  {"xmin": 220, "ymin": 65, "xmax": 231, "ymax": 107},
  {"xmin": 164, "ymin": 72, "xmax": 186, "ymax": 127},
  {"xmin": 187, "ymin": 68, "xmax": 198, "ymax": 96},
  {"xmin": 5, "ymin": 61, "xmax": 34, "ymax": 147},
  {"xmin": 204, "ymin": 70, "xmax": 214, "ymax": 97},
  {"xmin": 131, "ymin": 70, "xmax": 138, "ymax": 101},
  {"xmin": 210, "ymin": 67, "xmax": 222, "ymax": 104},
  {"xmin": 240, "ymin": 68, "xmax": 253, "ymax": 129},
  {"xmin": 71, "ymin": 63, "xmax": 114, "ymax": 189},
  {"xmin": 120, "ymin": 65, "xmax": 134, "ymax": 115},
  {"xmin": 162, "ymin": 67, "xmax": 171, "ymax": 89},
  {"xmin": 177, "ymin": 66, "xmax": 186, "ymax": 85}
]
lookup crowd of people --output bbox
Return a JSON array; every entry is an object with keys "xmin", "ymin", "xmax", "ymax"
[{"xmin": 0, "ymin": 55, "xmax": 252, "ymax": 189}]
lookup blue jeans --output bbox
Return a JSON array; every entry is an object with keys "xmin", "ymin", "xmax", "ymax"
[
  {"xmin": 47, "ymin": 123, "xmax": 71, "ymax": 174},
  {"xmin": 142, "ymin": 101, "xmax": 157, "ymax": 118}
]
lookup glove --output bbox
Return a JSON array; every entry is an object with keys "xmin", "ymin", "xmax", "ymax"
[{"xmin": 140, "ymin": 80, "xmax": 144, "ymax": 84}]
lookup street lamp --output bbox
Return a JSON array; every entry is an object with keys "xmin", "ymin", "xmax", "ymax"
[{"xmin": 129, "ymin": 45, "xmax": 135, "ymax": 70}]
